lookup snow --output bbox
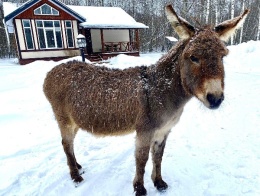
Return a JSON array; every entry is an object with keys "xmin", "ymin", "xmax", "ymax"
[
  {"xmin": 2, "ymin": 2, "xmax": 18, "ymax": 33},
  {"xmin": 0, "ymin": 41, "xmax": 260, "ymax": 196},
  {"xmin": 68, "ymin": 6, "xmax": 148, "ymax": 29},
  {"xmin": 2, "ymin": 2, "xmax": 18, "ymax": 17},
  {"xmin": 166, "ymin": 36, "xmax": 178, "ymax": 42}
]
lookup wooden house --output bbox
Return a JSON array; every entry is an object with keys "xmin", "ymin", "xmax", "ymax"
[{"xmin": 3, "ymin": 0, "xmax": 148, "ymax": 65}]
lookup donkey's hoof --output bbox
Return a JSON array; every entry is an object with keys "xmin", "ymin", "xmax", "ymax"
[
  {"xmin": 134, "ymin": 182, "xmax": 147, "ymax": 196},
  {"xmin": 154, "ymin": 179, "xmax": 168, "ymax": 191},
  {"xmin": 72, "ymin": 175, "xmax": 84, "ymax": 187}
]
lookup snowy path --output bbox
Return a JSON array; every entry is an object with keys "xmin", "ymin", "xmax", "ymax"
[{"xmin": 0, "ymin": 42, "xmax": 260, "ymax": 196}]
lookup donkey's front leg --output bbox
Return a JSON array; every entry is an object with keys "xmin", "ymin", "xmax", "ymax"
[
  {"xmin": 133, "ymin": 131, "xmax": 152, "ymax": 196},
  {"xmin": 60, "ymin": 123, "xmax": 83, "ymax": 185},
  {"xmin": 151, "ymin": 131, "xmax": 169, "ymax": 191}
]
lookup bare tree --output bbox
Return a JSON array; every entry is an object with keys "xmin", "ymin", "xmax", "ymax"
[
  {"xmin": 240, "ymin": 0, "xmax": 246, "ymax": 43},
  {"xmin": 230, "ymin": 0, "xmax": 235, "ymax": 44},
  {"xmin": 256, "ymin": 2, "xmax": 260, "ymax": 40},
  {"xmin": 205, "ymin": 0, "xmax": 210, "ymax": 23}
]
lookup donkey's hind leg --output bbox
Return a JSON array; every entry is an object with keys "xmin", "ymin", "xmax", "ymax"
[
  {"xmin": 57, "ymin": 114, "xmax": 83, "ymax": 184},
  {"xmin": 151, "ymin": 131, "xmax": 169, "ymax": 191},
  {"xmin": 133, "ymin": 130, "xmax": 153, "ymax": 196}
]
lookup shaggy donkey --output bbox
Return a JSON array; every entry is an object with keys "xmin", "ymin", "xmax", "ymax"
[{"xmin": 43, "ymin": 5, "xmax": 249, "ymax": 196}]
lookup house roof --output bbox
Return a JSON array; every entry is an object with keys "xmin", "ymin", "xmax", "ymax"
[
  {"xmin": 3, "ymin": 0, "xmax": 148, "ymax": 30},
  {"xmin": 3, "ymin": 0, "xmax": 85, "ymax": 23},
  {"xmin": 166, "ymin": 36, "xmax": 178, "ymax": 42},
  {"xmin": 68, "ymin": 6, "xmax": 148, "ymax": 29}
]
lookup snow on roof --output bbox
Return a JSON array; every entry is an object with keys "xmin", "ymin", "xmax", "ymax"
[
  {"xmin": 166, "ymin": 36, "xmax": 178, "ymax": 42},
  {"xmin": 3, "ymin": 2, "xmax": 18, "ymax": 33},
  {"xmin": 68, "ymin": 6, "xmax": 148, "ymax": 29},
  {"xmin": 3, "ymin": 2, "xmax": 18, "ymax": 17}
]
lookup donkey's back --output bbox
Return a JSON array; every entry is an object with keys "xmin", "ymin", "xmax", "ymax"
[{"xmin": 44, "ymin": 60, "xmax": 142, "ymax": 136}]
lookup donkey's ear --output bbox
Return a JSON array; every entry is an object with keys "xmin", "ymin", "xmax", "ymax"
[
  {"xmin": 165, "ymin": 4, "xmax": 195, "ymax": 40},
  {"xmin": 215, "ymin": 9, "xmax": 250, "ymax": 42}
]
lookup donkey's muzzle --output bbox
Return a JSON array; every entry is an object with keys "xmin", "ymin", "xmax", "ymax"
[{"xmin": 207, "ymin": 93, "xmax": 224, "ymax": 109}]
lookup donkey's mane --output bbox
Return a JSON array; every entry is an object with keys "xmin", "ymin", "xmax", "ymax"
[{"xmin": 156, "ymin": 40, "xmax": 187, "ymax": 67}]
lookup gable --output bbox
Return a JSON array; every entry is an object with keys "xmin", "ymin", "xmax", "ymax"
[
  {"xmin": 4, "ymin": 0, "xmax": 85, "ymax": 23},
  {"xmin": 34, "ymin": 3, "xmax": 59, "ymax": 15}
]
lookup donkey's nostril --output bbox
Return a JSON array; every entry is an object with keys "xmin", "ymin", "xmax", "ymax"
[{"xmin": 206, "ymin": 93, "xmax": 224, "ymax": 109}]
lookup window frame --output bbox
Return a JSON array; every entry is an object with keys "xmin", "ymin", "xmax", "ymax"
[
  {"xmin": 34, "ymin": 4, "xmax": 59, "ymax": 16},
  {"xmin": 22, "ymin": 19, "xmax": 35, "ymax": 50},
  {"xmin": 65, "ymin": 20, "xmax": 74, "ymax": 48},
  {"xmin": 36, "ymin": 20, "xmax": 63, "ymax": 49}
]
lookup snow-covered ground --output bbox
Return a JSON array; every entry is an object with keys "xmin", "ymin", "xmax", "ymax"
[{"xmin": 0, "ymin": 41, "xmax": 259, "ymax": 196}]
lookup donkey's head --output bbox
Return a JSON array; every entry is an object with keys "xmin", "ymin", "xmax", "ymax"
[{"xmin": 166, "ymin": 5, "xmax": 249, "ymax": 109}]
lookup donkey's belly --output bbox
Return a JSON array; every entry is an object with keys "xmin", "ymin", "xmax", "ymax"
[
  {"xmin": 79, "ymin": 115, "xmax": 137, "ymax": 136},
  {"xmin": 70, "ymin": 104, "xmax": 139, "ymax": 136}
]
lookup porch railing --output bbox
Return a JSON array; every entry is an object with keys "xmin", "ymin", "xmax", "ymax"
[{"xmin": 102, "ymin": 41, "xmax": 138, "ymax": 53}]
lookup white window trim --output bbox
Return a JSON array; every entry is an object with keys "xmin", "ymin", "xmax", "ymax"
[
  {"xmin": 36, "ymin": 20, "xmax": 63, "ymax": 49},
  {"xmin": 65, "ymin": 20, "xmax": 74, "ymax": 48},
  {"xmin": 22, "ymin": 19, "xmax": 35, "ymax": 50}
]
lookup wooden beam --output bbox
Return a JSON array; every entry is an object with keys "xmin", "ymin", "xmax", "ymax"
[
  {"xmin": 135, "ymin": 29, "xmax": 139, "ymax": 51},
  {"xmin": 101, "ymin": 29, "xmax": 104, "ymax": 52}
]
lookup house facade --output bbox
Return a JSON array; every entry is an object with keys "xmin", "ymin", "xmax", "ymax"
[{"xmin": 4, "ymin": 0, "xmax": 148, "ymax": 65}]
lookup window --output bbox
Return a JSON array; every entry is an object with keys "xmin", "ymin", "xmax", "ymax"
[
  {"xmin": 36, "ymin": 20, "xmax": 63, "ymax": 49},
  {"xmin": 34, "ymin": 4, "xmax": 59, "ymax": 15},
  {"xmin": 22, "ymin": 20, "xmax": 34, "ymax": 50},
  {"xmin": 65, "ymin": 21, "xmax": 74, "ymax": 48}
]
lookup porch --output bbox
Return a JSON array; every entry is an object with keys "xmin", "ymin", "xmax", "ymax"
[
  {"xmin": 102, "ymin": 41, "xmax": 138, "ymax": 52},
  {"xmin": 80, "ymin": 28, "xmax": 143, "ymax": 62}
]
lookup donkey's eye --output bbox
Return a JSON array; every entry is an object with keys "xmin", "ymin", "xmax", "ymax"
[{"xmin": 190, "ymin": 56, "xmax": 199, "ymax": 63}]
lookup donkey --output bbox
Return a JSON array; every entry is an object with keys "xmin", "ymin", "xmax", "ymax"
[{"xmin": 43, "ymin": 5, "xmax": 249, "ymax": 196}]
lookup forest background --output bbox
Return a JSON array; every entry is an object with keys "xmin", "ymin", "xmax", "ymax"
[{"xmin": 0, "ymin": 0, "xmax": 259, "ymax": 58}]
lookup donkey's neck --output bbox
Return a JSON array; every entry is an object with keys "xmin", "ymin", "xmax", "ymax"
[
  {"xmin": 147, "ymin": 40, "xmax": 191, "ymax": 113},
  {"xmin": 156, "ymin": 40, "xmax": 187, "ymax": 69}
]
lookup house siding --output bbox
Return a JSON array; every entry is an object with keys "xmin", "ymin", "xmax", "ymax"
[
  {"xmin": 21, "ymin": 49, "xmax": 79, "ymax": 59},
  {"xmin": 31, "ymin": 20, "xmax": 39, "ymax": 50},
  {"xmin": 91, "ymin": 29, "xmax": 101, "ymax": 53},
  {"xmin": 103, "ymin": 30, "xmax": 129, "ymax": 42},
  {"xmin": 61, "ymin": 20, "xmax": 67, "ymax": 48},
  {"xmin": 72, "ymin": 20, "xmax": 78, "ymax": 47},
  {"xmin": 15, "ymin": 19, "xmax": 26, "ymax": 51}
]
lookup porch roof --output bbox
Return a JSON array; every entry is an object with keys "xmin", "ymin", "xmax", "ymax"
[{"xmin": 68, "ymin": 6, "xmax": 148, "ymax": 29}]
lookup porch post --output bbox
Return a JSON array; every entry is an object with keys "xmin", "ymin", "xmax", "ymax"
[
  {"xmin": 135, "ymin": 29, "xmax": 139, "ymax": 51},
  {"xmin": 101, "ymin": 29, "xmax": 104, "ymax": 52}
]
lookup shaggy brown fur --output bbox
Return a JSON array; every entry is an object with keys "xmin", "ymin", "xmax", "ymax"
[{"xmin": 43, "ymin": 5, "xmax": 249, "ymax": 196}]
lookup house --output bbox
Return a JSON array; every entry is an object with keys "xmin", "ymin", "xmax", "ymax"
[
  {"xmin": 165, "ymin": 36, "xmax": 178, "ymax": 51},
  {"xmin": 3, "ymin": 0, "xmax": 148, "ymax": 65}
]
